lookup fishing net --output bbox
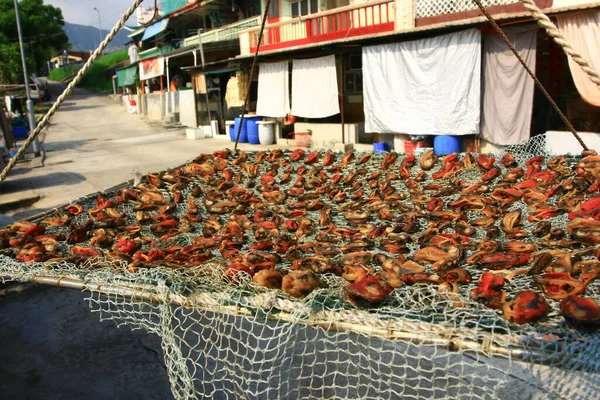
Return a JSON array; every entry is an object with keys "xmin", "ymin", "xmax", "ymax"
[{"xmin": 1, "ymin": 137, "xmax": 599, "ymax": 400}]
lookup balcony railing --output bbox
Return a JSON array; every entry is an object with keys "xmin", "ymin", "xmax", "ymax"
[
  {"xmin": 184, "ymin": 16, "xmax": 262, "ymax": 47},
  {"xmin": 414, "ymin": 0, "xmax": 519, "ymax": 18},
  {"xmin": 241, "ymin": 0, "xmax": 395, "ymax": 55}
]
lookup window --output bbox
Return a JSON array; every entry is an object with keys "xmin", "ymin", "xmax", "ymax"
[
  {"xmin": 290, "ymin": 0, "xmax": 318, "ymax": 17},
  {"xmin": 344, "ymin": 53, "xmax": 363, "ymax": 103},
  {"xmin": 268, "ymin": 0, "xmax": 279, "ymax": 19}
]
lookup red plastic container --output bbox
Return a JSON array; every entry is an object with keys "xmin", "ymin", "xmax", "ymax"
[{"xmin": 403, "ymin": 140, "xmax": 428, "ymax": 154}]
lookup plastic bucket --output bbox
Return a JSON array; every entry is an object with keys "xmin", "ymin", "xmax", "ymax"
[
  {"xmin": 373, "ymin": 142, "xmax": 389, "ymax": 153},
  {"xmin": 232, "ymin": 116, "xmax": 248, "ymax": 143},
  {"xmin": 434, "ymin": 135, "xmax": 461, "ymax": 156},
  {"xmin": 257, "ymin": 121, "xmax": 275, "ymax": 145},
  {"xmin": 245, "ymin": 116, "xmax": 262, "ymax": 145}
]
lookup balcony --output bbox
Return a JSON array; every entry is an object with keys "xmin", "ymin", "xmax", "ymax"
[
  {"xmin": 241, "ymin": 0, "xmax": 395, "ymax": 55},
  {"xmin": 238, "ymin": 0, "xmax": 553, "ymax": 56},
  {"xmin": 183, "ymin": 16, "xmax": 262, "ymax": 47}
]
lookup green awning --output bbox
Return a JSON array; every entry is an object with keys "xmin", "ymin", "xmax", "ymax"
[{"xmin": 117, "ymin": 65, "xmax": 138, "ymax": 87}]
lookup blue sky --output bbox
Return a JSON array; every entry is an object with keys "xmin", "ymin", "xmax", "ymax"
[{"xmin": 45, "ymin": 0, "xmax": 154, "ymax": 27}]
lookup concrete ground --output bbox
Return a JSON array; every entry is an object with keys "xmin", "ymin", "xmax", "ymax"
[{"xmin": 0, "ymin": 83, "xmax": 287, "ymax": 399}]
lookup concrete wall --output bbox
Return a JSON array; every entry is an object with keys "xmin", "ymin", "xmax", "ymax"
[
  {"xmin": 163, "ymin": 92, "xmax": 180, "ymax": 124},
  {"xmin": 179, "ymin": 90, "xmax": 197, "ymax": 128},
  {"xmin": 294, "ymin": 122, "xmax": 365, "ymax": 148},
  {"xmin": 145, "ymin": 93, "xmax": 164, "ymax": 121}
]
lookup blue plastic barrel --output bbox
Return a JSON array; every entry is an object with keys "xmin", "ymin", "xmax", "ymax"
[
  {"xmin": 245, "ymin": 116, "xmax": 262, "ymax": 145},
  {"xmin": 13, "ymin": 126, "xmax": 28, "ymax": 139},
  {"xmin": 373, "ymin": 142, "xmax": 389, "ymax": 153},
  {"xmin": 229, "ymin": 124, "xmax": 235, "ymax": 139},
  {"xmin": 232, "ymin": 116, "xmax": 248, "ymax": 143},
  {"xmin": 434, "ymin": 135, "xmax": 461, "ymax": 156}
]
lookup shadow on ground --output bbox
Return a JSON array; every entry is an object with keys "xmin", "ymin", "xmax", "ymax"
[
  {"xmin": 1, "ymin": 172, "xmax": 86, "ymax": 194},
  {"xmin": 42, "ymin": 140, "xmax": 90, "ymax": 152},
  {"xmin": 57, "ymin": 104, "xmax": 101, "ymax": 112}
]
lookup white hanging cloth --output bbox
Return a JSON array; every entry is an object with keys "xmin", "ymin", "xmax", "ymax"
[
  {"xmin": 362, "ymin": 28, "xmax": 482, "ymax": 135},
  {"xmin": 481, "ymin": 24, "xmax": 538, "ymax": 145},
  {"xmin": 291, "ymin": 55, "xmax": 340, "ymax": 118},
  {"xmin": 256, "ymin": 61, "xmax": 290, "ymax": 118}
]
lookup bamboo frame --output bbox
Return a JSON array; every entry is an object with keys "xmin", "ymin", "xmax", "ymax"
[{"xmin": 23, "ymin": 273, "xmax": 566, "ymax": 368}]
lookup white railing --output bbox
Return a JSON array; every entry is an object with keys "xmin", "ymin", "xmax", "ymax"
[
  {"xmin": 415, "ymin": 0, "xmax": 520, "ymax": 18},
  {"xmin": 184, "ymin": 16, "xmax": 261, "ymax": 47}
]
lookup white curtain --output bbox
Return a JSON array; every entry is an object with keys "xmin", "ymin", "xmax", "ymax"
[
  {"xmin": 556, "ymin": 10, "xmax": 600, "ymax": 107},
  {"xmin": 256, "ymin": 61, "xmax": 290, "ymax": 118},
  {"xmin": 481, "ymin": 24, "xmax": 538, "ymax": 145},
  {"xmin": 362, "ymin": 28, "xmax": 482, "ymax": 135},
  {"xmin": 291, "ymin": 55, "xmax": 340, "ymax": 118}
]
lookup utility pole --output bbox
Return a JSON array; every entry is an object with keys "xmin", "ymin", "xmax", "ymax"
[
  {"xmin": 93, "ymin": 7, "xmax": 103, "ymax": 53},
  {"xmin": 14, "ymin": 0, "xmax": 40, "ymax": 157}
]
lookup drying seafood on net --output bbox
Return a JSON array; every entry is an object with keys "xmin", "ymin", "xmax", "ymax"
[{"xmin": 1, "ymin": 148, "xmax": 600, "ymax": 332}]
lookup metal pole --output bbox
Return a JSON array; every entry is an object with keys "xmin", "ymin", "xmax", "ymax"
[
  {"xmin": 339, "ymin": 52, "xmax": 345, "ymax": 145},
  {"xmin": 14, "ymin": 0, "xmax": 40, "ymax": 157},
  {"xmin": 166, "ymin": 57, "xmax": 170, "ymax": 90},
  {"xmin": 197, "ymin": 29, "xmax": 206, "ymax": 68},
  {"xmin": 197, "ymin": 30, "xmax": 210, "ymax": 129},
  {"xmin": 94, "ymin": 8, "xmax": 103, "ymax": 53}
]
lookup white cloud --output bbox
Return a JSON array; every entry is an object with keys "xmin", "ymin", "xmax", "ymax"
[{"xmin": 44, "ymin": 0, "xmax": 154, "ymax": 27}]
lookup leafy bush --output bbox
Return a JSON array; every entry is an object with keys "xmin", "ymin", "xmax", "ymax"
[
  {"xmin": 79, "ymin": 49, "xmax": 128, "ymax": 92},
  {"xmin": 48, "ymin": 65, "xmax": 79, "ymax": 82}
]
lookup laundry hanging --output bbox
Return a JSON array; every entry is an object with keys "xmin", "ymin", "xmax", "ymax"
[
  {"xmin": 481, "ymin": 24, "xmax": 538, "ymax": 145},
  {"xmin": 225, "ymin": 75, "xmax": 244, "ymax": 109},
  {"xmin": 362, "ymin": 28, "xmax": 481, "ymax": 135},
  {"xmin": 556, "ymin": 10, "xmax": 600, "ymax": 107},
  {"xmin": 291, "ymin": 55, "xmax": 340, "ymax": 118},
  {"xmin": 256, "ymin": 61, "xmax": 290, "ymax": 118}
]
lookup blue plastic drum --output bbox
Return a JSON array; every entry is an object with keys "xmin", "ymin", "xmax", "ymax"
[
  {"xmin": 245, "ymin": 116, "xmax": 262, "ymax": 145},
  {"xmin": 232, "ymin": 116, "xmax": 248, "ymax": 143},
  {"xmin": 373, "ymin": 142, "xmax": 389, "ymax": 153},
  {"xmin": 434, "ymin": 135, "xmax": 461, "ymax": 156}
]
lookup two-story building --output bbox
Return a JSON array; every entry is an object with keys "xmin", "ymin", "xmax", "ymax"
[
  {"xmin": 117, "ymin": 0, "xmax": 600, "ymax": 153},
  {"xmin": 231, "ymin": 0, "xmax": 600, "ymax": 152},
  {"xmin": 117, "ymin": 0, "xmax": 263, "ymax": 130}
]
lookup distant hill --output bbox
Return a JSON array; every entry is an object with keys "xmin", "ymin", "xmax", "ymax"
[{"xmin": 64, "ymin": 22, "xmax": 131, "ymax": 53}]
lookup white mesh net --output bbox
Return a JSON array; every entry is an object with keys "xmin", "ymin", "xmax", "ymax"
[{"xmin": 1, "ymin": 136, "xmax": 599, "ymax": 399}]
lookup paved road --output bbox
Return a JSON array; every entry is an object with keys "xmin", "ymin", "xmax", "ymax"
[{"xmin": 1, "ymin": 82, "xmax": 283, "ymax": 220}]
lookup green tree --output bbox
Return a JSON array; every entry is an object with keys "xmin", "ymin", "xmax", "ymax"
[{"xmin": 0, "ymin": 0, "xmax": 69, "ymax": 83}]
